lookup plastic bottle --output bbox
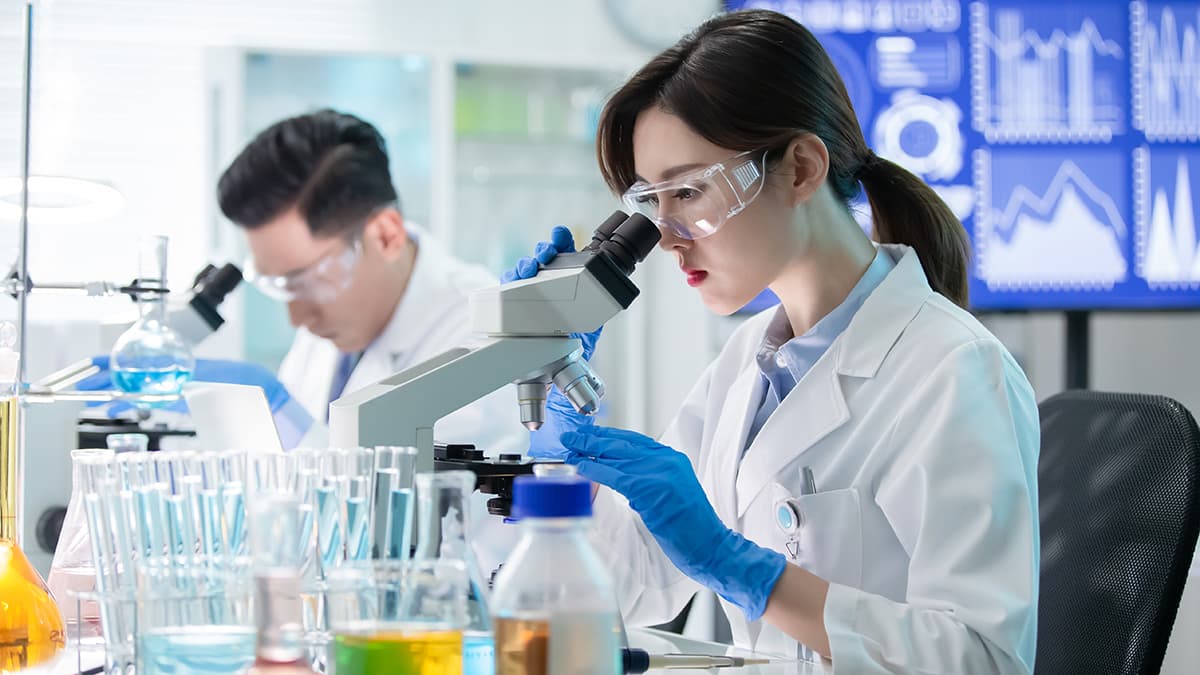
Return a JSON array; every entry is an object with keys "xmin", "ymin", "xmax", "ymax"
[{"xmin": 490, "ymin": 473, "xmax": 620, "ymax": 675}]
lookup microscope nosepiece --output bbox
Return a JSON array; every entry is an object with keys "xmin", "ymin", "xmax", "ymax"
[
  {"xmin": 551, "ymin": 355, "xmax": 605, "ymax": 417},
  {"xmin": 561, "ymin": 376, "xmax": 601, "ymax": 416}
]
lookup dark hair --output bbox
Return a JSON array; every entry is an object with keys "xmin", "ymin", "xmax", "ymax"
[
  {"xmin": 217, "ymin": 109, "xmax": 399, "ymax": 236},
  {"xmin": 596, "ymin": 10, "xmax": 970, "ymax": 308}
]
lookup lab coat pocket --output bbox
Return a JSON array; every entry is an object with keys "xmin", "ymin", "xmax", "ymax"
[{"xmin": 785, "ymin": 488, "xmax": 864, "ymax": 589}]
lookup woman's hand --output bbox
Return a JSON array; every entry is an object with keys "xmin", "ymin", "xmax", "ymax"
[{"xmin": 560, "ymin": 425, "xmax": 787, "ymax": 621}]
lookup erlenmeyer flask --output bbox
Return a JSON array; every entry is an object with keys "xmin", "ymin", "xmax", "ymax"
[
  {"xmin": 0, "ymin": 321, "xmax": 65, "ymax": 671},
  {"xmin": 109, "ymin": 235, "xmax": 195, "ymax": 400},
  {"xmin": 46, "ymin": 448, "xmax": 115, "ymax": 649},
  {"xmin": 413, "ymin": 471, "xmax": 493, "ymax": 675}
]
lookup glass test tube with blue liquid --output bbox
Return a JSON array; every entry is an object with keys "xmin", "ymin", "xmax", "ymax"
[{"xmin": 373, "ymin": 446, "xmax": 418, "ymax": 561}]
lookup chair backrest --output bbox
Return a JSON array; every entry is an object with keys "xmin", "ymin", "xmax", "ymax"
[{"xmin": 1037, "ymin": 391, "xmax": 1200, "ymax": 675}]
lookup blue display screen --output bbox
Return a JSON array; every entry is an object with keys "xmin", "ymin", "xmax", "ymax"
[{"xmin": 725, "ymin": 1, "xmax": 1200, "ymax": 312}]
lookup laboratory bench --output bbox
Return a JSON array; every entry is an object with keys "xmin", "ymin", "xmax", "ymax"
[{"xmin": 35, "ymin": 627, "xmax": 824, "ymax": 675}]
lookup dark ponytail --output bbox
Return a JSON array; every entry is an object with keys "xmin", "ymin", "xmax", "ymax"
[
  {"xmin": 596, "ymin": 9, "xmax": 971, "ymax": 308},
  {"xmin": 856, "ymin": 153, "xmax": 970, "ymax": 307}
]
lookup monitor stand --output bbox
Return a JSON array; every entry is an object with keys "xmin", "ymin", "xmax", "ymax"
[{"xmin": 1065, "ymin": 311, "xmax": 1090, "ymax": 390}]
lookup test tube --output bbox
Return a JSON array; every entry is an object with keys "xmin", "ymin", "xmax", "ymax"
[{"xmin": 373, "ymin": 446, "xmax": 419, "ymax": 561}]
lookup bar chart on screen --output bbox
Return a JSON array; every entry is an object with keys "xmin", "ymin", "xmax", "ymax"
[
  {"xmin": 1133, "ymin": 2, "xmax": 1200, "ymax": 142},
  {"xmin": 971, "ymin": 2, "xmax": 1126, "ymax": 143}
]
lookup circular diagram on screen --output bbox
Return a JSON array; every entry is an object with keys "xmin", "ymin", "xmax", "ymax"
[
  {"xmin": 818, "ymin": 34, "xmax": 873, "ymax": 131},
  {"xmin": 872, "ymin": 89, "xmax": 963, "ymax": 181}
]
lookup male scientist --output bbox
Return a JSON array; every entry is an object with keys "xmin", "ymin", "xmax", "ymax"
[
  {"xmin": 77, "ymin": 109, "xmax": 524, "ymax": 570},
  {"xmin": 214, "ymin": 108, "xmax": 526, "ymax": 455}
]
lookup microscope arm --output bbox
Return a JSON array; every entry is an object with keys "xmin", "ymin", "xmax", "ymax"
[{"xmin": 327, "ymin": 336, "xmax": 581, "ymax": 471}]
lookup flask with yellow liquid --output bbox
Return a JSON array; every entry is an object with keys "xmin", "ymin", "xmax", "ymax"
[{"xmin": 0, "ymin": 320, "xmax": 65, "ymax": 672}]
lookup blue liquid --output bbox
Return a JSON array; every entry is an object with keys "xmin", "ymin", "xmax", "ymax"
[
  {"xmin": 112, "ymin": 366, "xmax": 193, "ymax": 396},
  {"xmin": 199, "ymin": 489, "xmax": 221, "ymax": 556},
  {"xmin": 316, "ymin": 486, "xmax": 343, "ymax": 573},
  {"xmin": 386, "ymin": 488, "xmax": 414, "ymax": 560},
  {"xmin": 138, "ymin": 626, "xmax": 255, "ymax": 675},
  {"xmin": 297, "ymin": 502, "xmax": 315, "ymax": 565},
  {"xmin": 221, "ymin": 485, "xmax": 246, "ymax": 557},
  {"xmin": 463, "ymin": 632, "xmax": 494, "ymax": 675},
  {"xmin": 134, "ymin": 486, "xmax": 166, "ymax": 559},
  {"xmin": 165, "ymin": 495, "xmax": 191, "ymax": 558},
  {"xmin": 346, "ymin": 496, "xmax": 371, "ymax": 562}
]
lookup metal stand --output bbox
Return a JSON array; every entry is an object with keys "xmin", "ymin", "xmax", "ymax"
[
  {"xmin": 17, "ymin": 1, "xmax": 33, "ymax": 390},
  {"xmin": 1065, "ymin": 310, "xmax": 1090, "ymax": 390}
]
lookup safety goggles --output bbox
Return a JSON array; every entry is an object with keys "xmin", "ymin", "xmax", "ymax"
[
  {"xmin": 621, "ymin": 150, "xmax": 768, "ymax": 241},
  {"xmin": 245, "ymin": 235, "xmax": 362, "ymax": 304}
]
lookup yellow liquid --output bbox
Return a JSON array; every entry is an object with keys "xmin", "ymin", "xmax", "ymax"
[
  {"xmin": 0, "ymin": 540, "xmax": 67, "ymax": 673},
  {"xmin": 1, "ymin": 396, "xmax": 66, "ymax": 673},
  {"xmin": 334, "ymin": 629, "xmax": 462, "ymax": 675},
  {"xmin": 494, "ymin": 618, "xmax": 549, "ymax": 675}
]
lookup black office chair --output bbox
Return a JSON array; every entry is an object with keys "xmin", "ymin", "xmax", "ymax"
[{"xmin": 1037, "ymin": 391, "xmax": 1200, "ymax": 675}]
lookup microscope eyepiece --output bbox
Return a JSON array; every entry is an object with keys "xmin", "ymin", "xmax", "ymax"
[
  {"xmin": 195, "ymin": 263, "xmax": 243, "ymax": 305},
  {"xmin": 598, "ymin": 213, "xmax": 660, "ymax": 276},
  {"xmin": 587, "ymin": 210, "xmax": 630, "ymax": 251}
]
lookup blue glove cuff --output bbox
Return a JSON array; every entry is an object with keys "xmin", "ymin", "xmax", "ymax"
[
  {"xmin": 273, "ymin": 396, "xmax": 315, "ymax": 450},
  {"xmin": 701, "ymin": 530, "xmax": 788, "ymax": 622}
]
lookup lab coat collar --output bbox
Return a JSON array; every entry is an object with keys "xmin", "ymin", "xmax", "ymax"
[
  {"xmin": 732, "ymin": 245, "xmax": 931, "ymax": 518},
  {"xmin": 364, "ymin": 224, "xmax": 454, "ymax": 365},
  {"xmin": 834, "ymin": 244, "xmax": 933, "ymax": 378}
]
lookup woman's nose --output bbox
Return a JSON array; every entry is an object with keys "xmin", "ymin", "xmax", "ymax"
[{"xmin": 657, "ymin": 223, "xmax": 692, "ymax": 252}]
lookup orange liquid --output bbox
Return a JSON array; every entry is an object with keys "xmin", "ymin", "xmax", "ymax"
[
  {"xmin": 494, "ymin": 618, "xmax": 549, "ymax": 675},
  {"xmin": 0, "ymin": 539, "xmax": 67, "ymax": 672}
]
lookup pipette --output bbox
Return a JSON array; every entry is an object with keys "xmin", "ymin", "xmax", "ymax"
[{"xmin": 622, "ymin": 647, "xmax": 772, "ymax": 672}]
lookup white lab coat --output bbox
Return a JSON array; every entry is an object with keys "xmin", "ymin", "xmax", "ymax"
[
  {"xmin": 277, "ymin": 226, "xmax": 530, "ymax": 575},
  {"xmin": 592, "ymin": 245, "xmax": 1040, "ymax": 674}
]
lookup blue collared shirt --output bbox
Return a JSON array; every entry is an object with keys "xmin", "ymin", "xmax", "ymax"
[{"xmin": 744, "ymin": 248, "xmax": 896, "ymax": 451}]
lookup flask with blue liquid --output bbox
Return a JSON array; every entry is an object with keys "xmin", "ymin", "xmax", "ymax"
[{"xmin": 109, "ymin": 235, "xmax": 194, "ymax": 400}]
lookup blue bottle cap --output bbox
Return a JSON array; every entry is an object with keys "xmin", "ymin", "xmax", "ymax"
[{"xmin": 512, "ymin": 475, "xmax": 592, "ymax": 519}]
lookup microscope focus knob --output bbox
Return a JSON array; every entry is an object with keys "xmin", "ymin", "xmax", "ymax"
[{"xmin": 35, "ymin": 506, "xmax": 68, "ymax": 554}]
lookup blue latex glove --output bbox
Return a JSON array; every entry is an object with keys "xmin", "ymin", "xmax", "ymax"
[
  {"xmin": 561, "ymin": 425, "xmax": 787, "ymax": 621},
  {"xmin": 76, "ymin": 356, "xmax": 313, "ymax": 449},
  {"xmin": 503, "ymin": 226, "xmax": 603, "ymax": 458}
]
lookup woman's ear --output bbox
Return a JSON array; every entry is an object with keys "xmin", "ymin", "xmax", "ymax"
[
  {"xmin": 364, "ymin": 207, "xmax": 408, "ymax": 261},
  {"xmin": 782, "ymin": 134, "xmax": 830, "ymax": 207}
]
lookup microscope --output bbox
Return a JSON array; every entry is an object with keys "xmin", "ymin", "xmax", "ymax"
[{"xmin": 329, "ymin": 211, "xmax": 660, "ymax": 515}]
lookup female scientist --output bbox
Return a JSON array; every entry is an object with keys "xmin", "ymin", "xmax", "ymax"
[{"xmin": 507, "ymin": 9, "xmax": 1040, "ymax": 674}]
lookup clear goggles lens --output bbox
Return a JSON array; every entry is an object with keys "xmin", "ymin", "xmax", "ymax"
[
  {"xmin": 621, "ymin": 150, "xmax": 767, "ymax": 241},
  {"xmin": 246, "ymin": 238, "xmax": 361, "ymax": 304}
]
